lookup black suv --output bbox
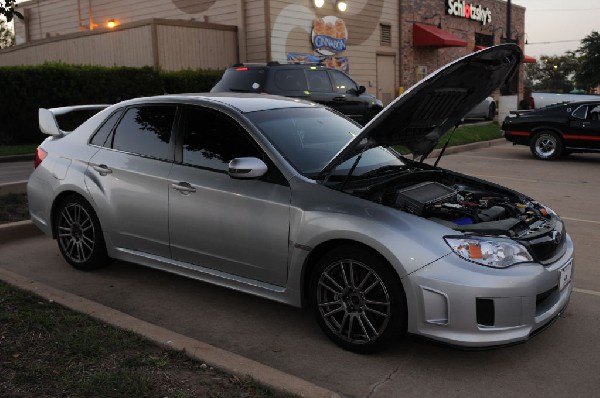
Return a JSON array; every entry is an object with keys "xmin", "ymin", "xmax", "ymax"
[{"xmin": 211, "ymin": 63, "xmax": 383, "ymax": 125}]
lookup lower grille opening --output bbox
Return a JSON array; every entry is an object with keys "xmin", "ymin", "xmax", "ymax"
[
  {"xmin": 476, "ymin": 298, "xmax": 495, "ymax": 327},
  {"xmin": 536, "ymin": 286, "xmax": 558, "ymax": 307}
]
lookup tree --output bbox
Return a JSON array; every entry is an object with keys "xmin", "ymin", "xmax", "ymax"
[
  {"xmin": 0, "ymin": 18, "xmax": 14, "ymax": 48},
  {"xmin": 0, "ymin": 0, "xmax": 22, "ymax": 22},
  {"xmin": 574, "ymin": 31, "xmax": 600, "ymax": 92},
  {"xmin": 524, "ymin": 54, "xmax": 578, "ymax": 93}
]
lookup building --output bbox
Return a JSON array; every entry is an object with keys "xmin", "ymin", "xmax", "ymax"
[{"xmin": 3, "ymin": 0, "xmax": 533, "ymax": 106}]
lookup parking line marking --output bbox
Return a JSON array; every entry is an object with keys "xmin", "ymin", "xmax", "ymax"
[
  {"xmin": 471, "ymin": 174, "xmax": 539, "ymax": 183},
  {"xmin": 574, "ymin": 288, "xmax": 600, "ymax": 297},
  {"xmin": 562, "ymin": 217, "xmax": 600, "ymax": 225}
]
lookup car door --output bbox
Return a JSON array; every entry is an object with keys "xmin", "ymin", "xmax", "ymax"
[
  {"xmin": 85, "ymin": 105, "xmax": 176, "ymax": 258},
  {"xmin": 168, "ymin": 106, "xmax": 291, "ymax": 286},
  {"xmin": 567, "ymin": 104, "xmax": 600, "ymax": 149},
  {"xmin": 327, "ymin": 69, "xmax": 368, "ymax": 120}
]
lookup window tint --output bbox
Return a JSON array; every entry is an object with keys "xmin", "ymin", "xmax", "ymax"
[
  {"xmin": 330, "ymin": 71, "xmax": 358, "ymax": 94},
  {"xmin": 572, "ymin": 105, "xmax": 588, "ymax": 120},
  {"xmin": 211, "ymin": 67, "xmax": 267, "ymax": 93},
  {"xmin": 181, "ymin": 107, "xmax": 262, "ymax": 171},
  {"xmin": 274, "ymin": 69, "xmax": 308, "ymax": 91},
  {"xmin": 307, "ymin": 70, "xmax": 333, "ymax": 92},
  {"xmin": 112, "ymin": 106, "xmax": 176, "ymax": 159},
  {"xmin": 90, "ymin": 110, "xmax": 123, "ymax": 147},
  {"xmin": 247, "ymin": 107, "xmax": 401, "ymax": 176}
]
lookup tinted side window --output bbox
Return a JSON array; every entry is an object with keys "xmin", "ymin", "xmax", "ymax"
[
  {"xmin": 306, "ymin": 70, "xmax": 333, "ymax": 92},
  {"xmin": 572, "ymin": 105, "xmax": 588, "ymax": 120},
  {"xmin": 90, "ymin": 110, "xmax": 124, "ymax": 147},
  {"xmin": 181, "ymin": 108, "xmax": 262, "ymax": 172},
  {"xmin": 112, "ymin": 106, "xmax": 176, "ymax": 160},
  {"xmin": 330, "ymin": 71, "xmax": 358, "ymax": 94},
  {"xmin": 274, "ymin": 69, "xmax": 308, "ymax": 91},
  {"xmin": 211, "ymin": 67, "xmax": 267, "ymax": 93}
]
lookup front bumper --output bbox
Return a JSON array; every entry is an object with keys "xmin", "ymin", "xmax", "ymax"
[{"xmin": 406, "ymin": 234, "xmax": 574, "ymax": 347}]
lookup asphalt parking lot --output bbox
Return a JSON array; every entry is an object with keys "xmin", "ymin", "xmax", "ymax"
[{"xmin": 1, "ymin": 142, "xmax": 599, "ymax": 397}]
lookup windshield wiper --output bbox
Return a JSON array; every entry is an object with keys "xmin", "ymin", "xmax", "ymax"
[{"xmin": 358, "ymin": 164, "xmax": 407, "ymax": 179}]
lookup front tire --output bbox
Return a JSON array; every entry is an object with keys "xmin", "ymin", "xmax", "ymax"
[
  {"xmin": 310, "ymin": 246, "xmax": 407, "ymax": 354},
  {"xmin": 530, "ymin": 131, "xmax": 563, "ymax": 160},
  {"xmin": 55, "ymin": 195, "xmax": 108, "ymax": 270}
]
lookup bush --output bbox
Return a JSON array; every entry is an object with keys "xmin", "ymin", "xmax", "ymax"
[{"xmin": 0, "ymin": 64, "xmax": 223, "ymax": 144}]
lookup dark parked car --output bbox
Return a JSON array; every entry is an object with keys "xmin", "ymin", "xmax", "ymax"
[
  {"xmin": 211, "ymin": 62, "xmax": 383, "ymax": 125},
  {"xmin": 502, "ymin": 101, "xmax": 600, "ymax": 160}
]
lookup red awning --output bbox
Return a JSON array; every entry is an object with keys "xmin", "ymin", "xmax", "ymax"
[
  {"xmin": 474, "ymin": 45, "xmax": 537, "ymax": 64},
  {"xmin": 413, "ymin": 23, "xmax": 467, "ymax": 47}
]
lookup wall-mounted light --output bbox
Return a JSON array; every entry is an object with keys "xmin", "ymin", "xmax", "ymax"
[
  {"xmin": 313, "ymin": 0, "xmax": 348, "ymax": 12},
  {"xmin": 106, "ymin": 19, "xmax": 117, "ymax": 29}
]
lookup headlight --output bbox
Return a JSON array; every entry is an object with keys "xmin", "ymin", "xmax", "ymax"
[{"xmin": 444, "ymin": 236, "xmax": 533, "ymax": 268}]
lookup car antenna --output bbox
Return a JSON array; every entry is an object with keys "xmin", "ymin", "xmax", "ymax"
[{"xmin": 433, "ymin": 123, "xmax": 459, "ymax": 168}]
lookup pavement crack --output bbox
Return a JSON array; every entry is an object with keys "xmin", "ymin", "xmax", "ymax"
[{"xmin": 365, "ymin": 366, "xmax": 401, "ymax": 398}]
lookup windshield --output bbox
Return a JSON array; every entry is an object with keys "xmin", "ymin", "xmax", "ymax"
[{"xmin": 246, "ymin": 107, "xmax": 404, "ymax": 178}]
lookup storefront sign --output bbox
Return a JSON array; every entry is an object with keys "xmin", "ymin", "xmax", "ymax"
[
  {"xmin": 312, "ymin": 16, "xmax": 348, "ymax": 56},
  {"xmin": 446, "ymin": 0, "xmax": 492, "ymax": 26}
]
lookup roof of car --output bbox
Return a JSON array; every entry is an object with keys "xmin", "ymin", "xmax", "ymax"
[{"xmin": 114, "ymin": 93, "xmax": 321, "ymax": 113}]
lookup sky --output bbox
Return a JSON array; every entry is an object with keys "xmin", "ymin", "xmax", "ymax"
[{"xmin": 513, "ymin": 0, "xmax": 600, "ymax": 58}]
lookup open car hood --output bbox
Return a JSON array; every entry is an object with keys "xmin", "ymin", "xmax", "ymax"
[{"xmin": 320, "ymin": 44, "xmax": 522, "ymax": 176}]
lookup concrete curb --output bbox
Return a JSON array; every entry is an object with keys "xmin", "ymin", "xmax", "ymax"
[
  {"xmin": 0, "ymin": 154, "xmax": 34, "ymax": 163},
  {"xmin": 0, "ymin": 267, "xmax": 341, "ymax": 398},
  {"xmin": 428, "ymin": 138, "xmax": 506, "ymax": 158},
  {"xmin": 0, "ymin": 220, "xmax": 41, "ymax": 243},
  {"xmin": 0, "ymin": 181, "xmax": 28, "ymax": 195}
]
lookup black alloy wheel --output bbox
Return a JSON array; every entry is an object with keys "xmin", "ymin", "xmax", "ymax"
[
  {"xmin": 55, "ymin": 195, "xmax": 108, "ymax": 270},
  {"xmin": 310, "ymin": 245, "xmax": 407, "ymax": 354}
]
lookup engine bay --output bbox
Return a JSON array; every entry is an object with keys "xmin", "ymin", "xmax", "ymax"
[{"xmin": 358, "ymin": 168, "xmax": 556, "ymax": 238}]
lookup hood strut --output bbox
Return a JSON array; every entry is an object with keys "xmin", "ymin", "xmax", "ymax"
[{"xmin": 432, "ymin": 124, "xmax": 459, "ymax": 167}]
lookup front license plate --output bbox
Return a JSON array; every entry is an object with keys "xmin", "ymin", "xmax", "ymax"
[{"xmin": 559, "ymin": 259, "xmax": 573, "ymax": 291}]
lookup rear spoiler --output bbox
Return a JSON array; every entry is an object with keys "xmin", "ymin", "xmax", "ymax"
[{"xmin": 39, "ymin": 105, "xmax": 110, "ymax": 136}]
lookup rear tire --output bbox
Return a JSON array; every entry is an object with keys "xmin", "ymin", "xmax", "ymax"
[
  {"xmin": 309, "ymin": 245, "xmax": 407, "ymax": 354},
  {"xmin": 530, "ymin": 131, "xmax": 563, "ymax": 160},
  {"xmin": 54, "ymin": 195, "xmax": 108, "ymax": 271}
]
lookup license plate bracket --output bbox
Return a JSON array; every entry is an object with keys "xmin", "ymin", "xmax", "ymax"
[{"xmin": 559, "ymin": 259, "xmax": 573, "ymax": 291}]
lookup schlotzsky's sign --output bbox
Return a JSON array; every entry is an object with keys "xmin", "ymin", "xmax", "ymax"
[{"xmin": 446, "ymin": 0, "xmax": 492, "ymax": 26}]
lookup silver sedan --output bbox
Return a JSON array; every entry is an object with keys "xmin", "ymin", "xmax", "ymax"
[{"xmin": 28, "ymin": 45, "xmax": 573, "ymax": 353}]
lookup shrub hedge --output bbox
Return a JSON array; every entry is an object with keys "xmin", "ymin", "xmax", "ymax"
[{"xmin": 0, "ymin": 64, "xmax": 223, "ymax": 144}]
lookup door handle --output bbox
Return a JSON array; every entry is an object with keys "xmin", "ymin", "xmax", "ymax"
[
  {"xmin": 332, "ymin": 96, "xmax": 347, "ymax": 102},
  {"xmin": 92, "ymin": 164, "xmax": 112, "ymax": 176},
  {"xmin": 171, "ymin": 182, "xmax": 196, "ymax": 194}
]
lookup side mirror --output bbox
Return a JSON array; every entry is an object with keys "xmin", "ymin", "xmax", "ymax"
[
  {"xmin": 356, "ymin": 85, "xmax": 366, "ymax": 95},
  {"xmin": 228, "ymin": 157, "xmax": 268, "ymax": 179}
]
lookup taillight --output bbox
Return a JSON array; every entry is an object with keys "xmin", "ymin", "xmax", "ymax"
[{"xmin": 34, "ymin": 147, "xmax": 47, "ymax": 169}]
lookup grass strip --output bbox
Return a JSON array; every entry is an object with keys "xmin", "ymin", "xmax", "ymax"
[
  {"xmin": 0, "ymin": 281, "xmax": 293, "ymax": 397},
  {"xmin": 0, "ymin": 145, "xmax": 37, "ymax": 157}
]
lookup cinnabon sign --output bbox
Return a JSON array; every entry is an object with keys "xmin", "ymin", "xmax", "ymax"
[{"xmin": 446, "ymin": 0, "xmax": 492, "ymax": 26}]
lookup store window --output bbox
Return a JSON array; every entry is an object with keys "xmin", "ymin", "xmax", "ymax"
[{"xmin": 475, "ymin": 33, "xmax": 493, "ymax": 47}]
